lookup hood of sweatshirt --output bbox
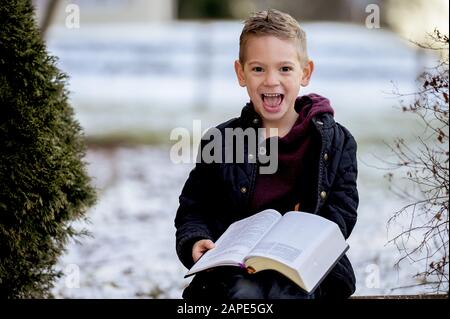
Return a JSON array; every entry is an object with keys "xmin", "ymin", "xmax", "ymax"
[{"xmin": 280, "ymin": 93, "xmax": 334, "ymax": 144}]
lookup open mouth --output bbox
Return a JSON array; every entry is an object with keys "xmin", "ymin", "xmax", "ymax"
[{"xmin": 261, "ymin": 93, "xmax": 284, "ymax": 108}]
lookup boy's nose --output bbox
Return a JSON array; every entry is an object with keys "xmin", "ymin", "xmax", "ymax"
[{"xmin": 263, "ymin": 71, "xmax": 280, "ymax": 86}]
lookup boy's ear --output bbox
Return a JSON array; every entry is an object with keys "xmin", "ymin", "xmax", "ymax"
[
  {"xmin": 234, "ymin": 60, "xmax": 246, "ymax": 87},
  {"xmin": 300, "ymin": 60, "xmax": 314, "ymax": 87}
]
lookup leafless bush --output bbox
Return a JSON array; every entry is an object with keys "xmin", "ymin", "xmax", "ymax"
[{"xmin": 385, "ymin": 30, "xmax": 448, "ymax": 294}]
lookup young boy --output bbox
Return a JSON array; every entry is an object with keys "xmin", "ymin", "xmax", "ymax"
[{"xmin": 175, "ymin": 9, "xmax": 358, "ymax": 299}]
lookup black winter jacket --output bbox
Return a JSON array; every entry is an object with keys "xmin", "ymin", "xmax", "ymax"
[{"xmin": 175, "ymin": 97, "xmax": 359, "ymax": 298}]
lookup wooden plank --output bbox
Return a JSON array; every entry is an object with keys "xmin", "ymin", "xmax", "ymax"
[{"xmin": 350, "ymin": 294, "xmax": 448, "ymax": 299}]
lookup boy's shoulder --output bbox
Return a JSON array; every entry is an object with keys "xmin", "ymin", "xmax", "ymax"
[
  {"xmin": 306, "ymin": 112, "xmax": 358, "ymax": 156},
  {"xmin": 314, "ymin": 112, "xmax": 355, "ymax": 139},
  {"xmin": 211, "ymin": 105, "xmax": 256, "ymax": 133},
  {"xmin": 198, "ymin": 117, "xmax": 241, "ymax": 146},
  {"xmin": 213, "ymin": 103, "xmax": 264, "ymax": 132},
  {"xmin": 215, "ymin": 117, "xmax": 241, "ymax": 131}
]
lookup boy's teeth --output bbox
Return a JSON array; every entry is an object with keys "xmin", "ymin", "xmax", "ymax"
[
  {"xmin": 263, "ymin": 93, "xmax": 281, "ymax": 97},
  {"xmin": 262, "ymin": 93, "xmax": 283, "ymax": 107}
]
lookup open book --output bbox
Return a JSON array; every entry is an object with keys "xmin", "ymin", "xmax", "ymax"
[{"xmin": 185, "ymin": 209, "xmax": 349, "ymax": 294}]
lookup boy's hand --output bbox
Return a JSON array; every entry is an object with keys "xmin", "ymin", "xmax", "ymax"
[{"xmin": 192, "ymin": 239, "xmax": 215, "ymax": 263}]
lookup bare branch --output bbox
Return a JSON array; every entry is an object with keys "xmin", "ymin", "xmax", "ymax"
[{"xmin": 384, "ymin": 30, "xmax": 449, "ymax": 293}]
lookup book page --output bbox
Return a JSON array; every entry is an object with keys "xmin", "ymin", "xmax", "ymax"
[
  {"xmin": 245, "ymin": 211, "xmax": 348, "ymax": 291},
  {"xmin": 246, "ymin": 212, "xmax": 338, "ymax": 266},
  {"xmin": 186, "ymin": 209, "xmax": 281, "ymax": 275}
]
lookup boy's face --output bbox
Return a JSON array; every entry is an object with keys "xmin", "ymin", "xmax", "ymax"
[{"xmin": 234, "ymin": 35, "xmax": 313, "ymax": 129}]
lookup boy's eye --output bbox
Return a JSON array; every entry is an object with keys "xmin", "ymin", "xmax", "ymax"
[
  {"xmin": 281, "ymin": 66, "xmax": 293, "ymax": 72},
  {"xmin": 252, "ymin": 67, "xmax": 263, "ymax": 72}
]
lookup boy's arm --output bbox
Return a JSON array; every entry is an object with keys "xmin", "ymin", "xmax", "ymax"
[
  {"xmin": 318, "ymin": 126, "xmax": 358, "ymax": 239},
  {"xmin": 174, "ymin": 136, "xmax": 218, "ymax": 269}
]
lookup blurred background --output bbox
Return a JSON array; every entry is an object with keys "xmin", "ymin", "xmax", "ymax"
[{"xmin": 31, "ymin": 0, "xmax": 448, "ymax": 298}]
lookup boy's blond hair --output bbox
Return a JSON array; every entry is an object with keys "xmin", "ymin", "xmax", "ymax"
[{"xmin": 239, "ymin": 9, "xmax": 309, "ymax": 66}]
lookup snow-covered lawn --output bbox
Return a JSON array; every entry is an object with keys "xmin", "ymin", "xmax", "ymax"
[{"xmin": 52, "ymin": 143, "xmax": 435, "ymax": 298}]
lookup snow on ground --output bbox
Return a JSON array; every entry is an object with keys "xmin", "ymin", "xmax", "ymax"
[
  {"xmin": 52, "ymin": 146, "xmax": 192, "ymax": 298},
  {"xmin": 51, "ymin": 142, "xmax": 438, "ymax": 299}
]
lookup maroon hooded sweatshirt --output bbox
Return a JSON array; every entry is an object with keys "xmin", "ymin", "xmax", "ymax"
[{"xmin": 249, "ymin": 94, "xmax": 334, "ymax": 214}]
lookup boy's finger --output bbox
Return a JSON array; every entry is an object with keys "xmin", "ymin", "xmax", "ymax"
[
  {"xmin": 204, "ymin": 240, "xmax": 215, "ymax": 249},
  {"xmin": 192, "ymin": 240, "xmax": 215, "ymax": 262},
  {"xmin": 192, "ymin": 252, "xmax": 200, "ymax": 262}
]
